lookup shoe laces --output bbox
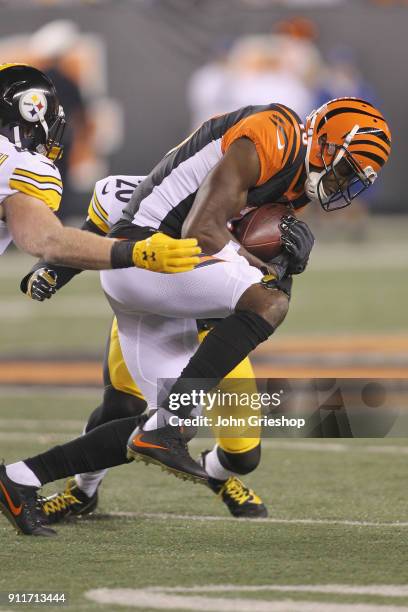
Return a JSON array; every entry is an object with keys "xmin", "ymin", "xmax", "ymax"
[
  {"xmin": 42, "ymin": 484, "xmax": 81, "ymax": 517},
  {"xmin": 222, "ymin": 477, "xmax": 259, "ymax": 505}
]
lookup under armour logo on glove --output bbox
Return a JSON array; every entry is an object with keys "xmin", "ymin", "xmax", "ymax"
[
  {"xmin": 131, "ymin": 232, "xmax": 201, "ymax": 273},
  {"xmin": 142, "ymin": 251, "xmax": 156, "ymax": 261}
]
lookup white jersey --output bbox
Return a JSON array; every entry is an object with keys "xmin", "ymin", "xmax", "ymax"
[
  {"xmin": 0, "ymin": 135, "xmax": 62, "ymax": 255},
  {"xmin": 86, "ymin": 175, "xmax": 145, "ymax": 235}
]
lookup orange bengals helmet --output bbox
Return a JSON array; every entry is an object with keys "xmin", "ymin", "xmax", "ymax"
[{"xmin": 304, "ymin": 97, "xmax": 391, "ymax": 211}]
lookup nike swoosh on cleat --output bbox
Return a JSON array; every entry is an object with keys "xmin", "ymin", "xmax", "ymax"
[
  {"xmin": 0, "ymin": 481, "xmax": 23, "ymax": 516},
  {"xmin": 132, "ymin": 433, "xmax": 168, "ymax": 451},
  {"xmin": 101, "ymin": 182, "xmax": 109, "ymax": 195}
]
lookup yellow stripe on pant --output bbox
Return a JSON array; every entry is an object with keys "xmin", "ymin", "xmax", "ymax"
[
  {"xmin": 107, "ymin": 319, "xmax": 260, "ymax": 452},
  {"xmin": 198, "ymin": 329, "xmax": 260, "ymax": 454},
  {"xmin": 107, "ymin": 318, "xmax": 145, "ymax": 399}
]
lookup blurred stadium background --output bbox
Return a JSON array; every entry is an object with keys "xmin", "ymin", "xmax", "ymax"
[
  {"xmin": 0, "ymin": 2, "xmax": 407, "ymax": 611},
  {"xmin": 0, "ymin": 0, "xmax": 407, "ymax": 380}
]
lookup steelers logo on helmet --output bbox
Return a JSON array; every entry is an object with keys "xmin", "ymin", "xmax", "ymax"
[{"xmin": 19, "ymin": 90, "xmax": 48, "ymax": 123}]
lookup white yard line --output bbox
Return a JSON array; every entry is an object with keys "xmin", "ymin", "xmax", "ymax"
[
  {"xmin": 104, "ymin": 511, "xmax": 408, "ymax": 528},
  {"xmin": 151, "ymin": 584, "xmax": 408, "ymax": 596},
  {"xmin": 0, "ymin": 429, "xmax": 406, "ymax": 454},
  {"xmin": 86, "ymin": 586, "xmax": 408, "ymax": 611}
]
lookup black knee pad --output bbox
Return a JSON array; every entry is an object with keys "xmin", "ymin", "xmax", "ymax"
[
  {"xmin": 217, "ymin": 444, "xmax": 261, "ymax": 475},
  {"xmin": 85, "ymin": 387, "xmax": 147, "ymax": 432}
]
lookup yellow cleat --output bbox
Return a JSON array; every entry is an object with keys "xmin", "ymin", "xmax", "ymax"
[
  {"xmin": 209, "ymin": 475, "xmax": 268, "ymax": 519},
  {"xmin": 41, "ymin": 477, "xmax": 98, "ymax": 524}
]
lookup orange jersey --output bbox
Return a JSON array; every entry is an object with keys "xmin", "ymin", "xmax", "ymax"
[{"xmin": 111, "ymin": 104, "xmax": 308, "ymax": 239}]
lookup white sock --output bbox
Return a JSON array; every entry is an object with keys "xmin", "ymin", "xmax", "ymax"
[
  {"xmin": 143, "ymin": 411, "xmax": 158, "ymax": 431},
  {"xmin": 204, "ymin": 446, "xmax": 233, "ymax": 481},
  {"xmin": 6, "ymin": 462, "xmax": 41, "ymax": 488},
  {"xmin": 75, "ymin": 470, "xmax": 107, "ymax": 498},
  {"xmin": 143, "ymin": 408, "xmax": 181, "ymax": 430}
]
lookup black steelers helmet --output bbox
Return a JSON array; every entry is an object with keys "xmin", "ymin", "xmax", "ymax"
[{"xmin": 0, "ymin": 63, "xmax": 65, "ymax": 161}]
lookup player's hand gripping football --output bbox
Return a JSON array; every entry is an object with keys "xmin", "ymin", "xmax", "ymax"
[
  {"xmin": 132, "ymin": 232, "xmax": 201, "ymax": 273},
  {"xmin": 26, "ymin": 268, "xmax": 58, "ymax": 301},
  {"xmin": 279, "ymin": 216, "xmax": 315, "ymax": 274}
]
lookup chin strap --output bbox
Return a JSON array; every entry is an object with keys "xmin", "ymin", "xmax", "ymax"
[
  {"xmin": 35, "ymin": 109, "xmax": 50, "ymax": 156},
  {"xmin": 305, "ymin": 113, "xmax": 360, "ymax": 204},
  {"xmin": 13, "ymin": 125, "xmax": 21, "ymax": 148}
]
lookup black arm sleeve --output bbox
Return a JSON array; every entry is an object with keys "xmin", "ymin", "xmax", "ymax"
[{"xmin": 20, "ymin": 218, "xmax": 106, "ymax": 294}]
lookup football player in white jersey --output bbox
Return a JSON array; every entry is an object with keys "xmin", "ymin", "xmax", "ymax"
[
  {"xmin": 0, "ymin": 64, "xmax": 200, "ymax": 275},
  {"xmin": 0, "ymin": 63, "xmax": 201, "ymax": 536},
  {"xmin": 20, "ymin": 174, "xmax": 268, "ymax": 523}
]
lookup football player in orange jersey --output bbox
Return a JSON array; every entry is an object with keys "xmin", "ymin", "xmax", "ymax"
[
  {"xmin": 0, "ymin": 98, "xmax": 391, "ymax": 536},
  {"xmin": 19, "ymin": 174, "xmax": 269, "ymax": 522}
]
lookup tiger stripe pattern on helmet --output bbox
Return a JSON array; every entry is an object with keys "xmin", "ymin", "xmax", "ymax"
[
  {"xmin": 305, "ymin": 97, "xmax": 391, "ymax": 210},
  {"xmin": 309, "ymin": 97, "xmax": 391, "ymax": 174}
]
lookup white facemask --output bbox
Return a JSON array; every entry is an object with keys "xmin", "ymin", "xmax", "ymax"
[{"xmin": 304, "ymin": 110, "xmax": 361, "ymax": 205}]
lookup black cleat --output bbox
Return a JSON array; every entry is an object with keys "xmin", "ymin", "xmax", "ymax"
[
  {"xmin": 0, "ymin": 465, "xmax": 56, "ymax": 536},
  {"xmin": 41, "ymin": 478, "xmax": 99, "ymax": 525},
  {"xmin": 201, "ymin": 452, "xmax": 268, "ymax": 518},
  {"xmin": 127, "ymin": 424, "xmax": 208, "ymax": 485}
]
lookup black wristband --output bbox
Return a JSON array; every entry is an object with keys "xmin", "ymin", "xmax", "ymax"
[{"xmin": 110, "ymin": 241, "xmax": 135, "ymax": 269}]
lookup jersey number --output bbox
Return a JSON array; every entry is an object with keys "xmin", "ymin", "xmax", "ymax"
[{"xmin": 115, "ymin": 178, "xmax": 141, "ymax": 204}]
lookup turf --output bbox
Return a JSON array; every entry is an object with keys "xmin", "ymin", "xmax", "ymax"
[
  {"xmin": 1, "ymin": 242, "xmax": 408, "ymax": 356},
  {"xmin": 0, "ymin": 233, "xmax": 407, "ymax": 611},
  {"xmin": 0, "ymin": 392, "xmax": 407, "ymax": 612}
]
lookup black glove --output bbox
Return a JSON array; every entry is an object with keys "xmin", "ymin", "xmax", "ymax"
[
  {"xmin": 262, "ymin": 252, "xmax": 289, "ymax": 280},
  {"xmin": 26, "ymin": 268, "xmax": 58, "ymax": 302},
  {"xmin": 279, "ymin": 216, "xmax": 314, "ymax": 275}
]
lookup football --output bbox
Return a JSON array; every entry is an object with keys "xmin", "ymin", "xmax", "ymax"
[{"xmin": 231, "ymin": 202, "xmax": 295, "ymax": 261}]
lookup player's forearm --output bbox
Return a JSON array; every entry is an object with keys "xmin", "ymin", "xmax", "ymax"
[
  {"xmin": 237, "ymin": 247, "xmax": 268, "ymax": 271},
  {"xmin": 5, "ymin": 193, "xmax": 200, "ymax": 274},
  {"xmin": 4, "ymin": 193, "xmax": 114, "ymax": 269},
  {"xmin": 40, "ymin": 226, "xmax": 115, "ymax": 269},
  {"xmin": 183, "ymin": 188, "xmax": 244, "ymax": 254},
  {"xmin": 184, "ymin": 219, "xmax": 231, "ymax": 255},
  {"xmin": 184, "ymin": 207, "xmax": 273, "ymax": 272},
  {"xmin": 183, "ymin": 139, "xmax": 259, "ymax": 254}
]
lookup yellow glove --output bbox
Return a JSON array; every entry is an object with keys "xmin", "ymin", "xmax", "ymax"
[{"xmin": 132, "ymin": 233, "xmax": 201, "ymax": 273}]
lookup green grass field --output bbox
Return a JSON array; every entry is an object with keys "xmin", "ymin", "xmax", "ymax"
[
  {"xmin": 0, "ymin": 231, "xmax": 407, "ymax": 612},
  {"xmin": 0, "ymin": 391, "xmax": 407, "ymax": 612},
  {"xmin": 1, "ymin": 235, "xmax": 408, "ymax": 356}
]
